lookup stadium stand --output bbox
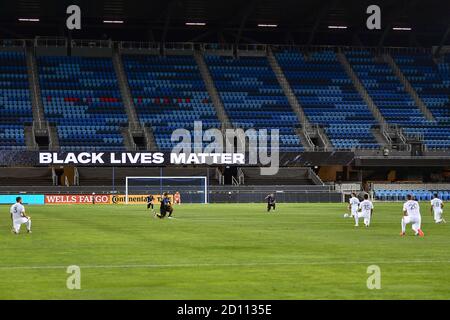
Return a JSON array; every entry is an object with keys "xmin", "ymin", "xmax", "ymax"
[
  {"xmin": 122, "ymin": 54, "xmax": 221, "ymax": 150},
  {"xmin": 0, "ymin": 51, "xmax": 33, "ymax": 150},
  {"xmin": 275, "ymin": 50, "xmax": 379, "ymax": 150},
  {"xmin": 392, "ymin": 51, "xmax": 450, "ymax": 148},
  {"xmin": 346, "ymin": 49, "xmax": 450, "ymax": 149},
  {"xmin": 204, "ymin": 55, "xmax": 303, "ymax": 152},
  {"xmin": 37, "ymin": 55, "xmax": 128, "ymax": 151}
]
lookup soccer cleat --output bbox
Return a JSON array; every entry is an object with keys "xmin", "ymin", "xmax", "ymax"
[
  {"xmin": 27, "ymin": 230, "xmax": 32, "ymax": 234},
  {"xmin": 417, "ymin": 229, "xmax": 424, "ymax": 237},
  {"xmin": 400, "ymin": 232, "xmax": 405, "ymax": 236},
  {"xmin": 354, "ymin": 224, "xmax": 359, "ymax": 227}
]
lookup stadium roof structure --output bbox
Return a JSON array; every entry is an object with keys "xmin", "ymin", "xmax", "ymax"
[{"xmin": 0, "ymin": 0, "xmax": 449, "ymax": 47}]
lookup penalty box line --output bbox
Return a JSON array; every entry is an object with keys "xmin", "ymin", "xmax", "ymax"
[{"xmin": 0, "ymin": 260, "xmax": 450, "ymax": 270}]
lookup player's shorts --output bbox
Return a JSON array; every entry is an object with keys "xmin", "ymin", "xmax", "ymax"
[
  {"xmin": 433, "ymin": 209, "xmax": 443, "ymax": 222},
  {"xmin": 13, "ymin": 217, "xmax": 29, "ymax": 230},
  {"xmin": 403, "ymin": 215, "xmax": 421, "ymax": 230},
  {"xmin": 360, "ymin": 211, "xmax": 370, "ymax": 219}
]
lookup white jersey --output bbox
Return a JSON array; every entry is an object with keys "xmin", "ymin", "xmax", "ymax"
[
  {"xmin": 349, "ymin": 197, "xmax": 360, "ymax": 210},
  {"xmin": 359, "ymin": 200, "xmax": 374, "ymax": 215},
  {"xmin": 403, "ymin": 200, "xmax": 421, "ymax": 218},
  {"xmin": 431, "ymin": 198, "xmax": 443, "ymax": 212},
  {"xmin": 10, "ymin": 203, "xmax": 25, "ymax": 220}
]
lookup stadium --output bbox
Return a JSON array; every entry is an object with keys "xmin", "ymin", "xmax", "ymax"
[{"xmin": 0, "ymin": 0, "xmax": 449, "ymax": 302}]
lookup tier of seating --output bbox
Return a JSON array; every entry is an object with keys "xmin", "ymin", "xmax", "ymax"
[
  {"xmin": 204, "ymin": 55, "xmax": 303, "ymax": 152},
  {"xmin": 346, "ymin": 50, "xmax": 450, "ymax": 149},
  {"xmin": 0, "ymin": 49, "xmax": 448, "ymax": 152},
  {"xmin": 123, "ymin": 54, "xmax": 220, "ymax": 151},
  {"xmin": 37, "ymin": 56, "xmax": 127, "ymax": 151},
  {"xmin": 374, "ymin": 189, "xmax": 450, "ymax": 201},
  {"xmin": 0, "ymin": 51, "xmax": 33, "ymax": 150},
  {"xmin": 392, "ymin": 51, "xmax": 450, "ymax": 148},
  {"xmin": 276, "ymin": 50, "xmax": 379, "ymax": 150}
]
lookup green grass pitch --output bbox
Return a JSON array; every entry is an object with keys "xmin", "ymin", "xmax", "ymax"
[{"xmin": 0, "ymin": 202, "xmax": 449, "ymax": 300}]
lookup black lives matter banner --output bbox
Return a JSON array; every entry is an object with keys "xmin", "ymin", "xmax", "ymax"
[{"xmin": 0, "ymin": 151, "xmax": 246, "ymax": 167}]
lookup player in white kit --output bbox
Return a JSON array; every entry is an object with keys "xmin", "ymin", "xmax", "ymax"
[
  {"xmin": 10, "ymin": 197, "xmax": 32, "ymax": 234},
  {"xmin": 401, "ymin": 194, "xmax": 424, "ymax": 237},
  {"xmin": 358, "ymin": 194, "xmax": 374, "ymax": 227},
  {"xmin": 430, "ymin": 194, "xmax": 445, "ymax": 224},
  {"xmin": 348, "ymin": 193, "xmax": 360, "ymax": 226}
]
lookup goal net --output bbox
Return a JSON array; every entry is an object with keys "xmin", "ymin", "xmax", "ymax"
[{"xmin": 125, "ymin": 176, "xmax": 208, "ymax": 204}]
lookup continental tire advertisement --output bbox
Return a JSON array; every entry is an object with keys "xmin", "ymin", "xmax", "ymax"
[{"xmin": 110, "ymin": 194, "xmax": 174, "ymax": 205}]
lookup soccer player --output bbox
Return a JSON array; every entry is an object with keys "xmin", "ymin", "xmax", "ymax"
[
  {"xmin": 146, "ymin": 194, "xmax": 155, "ymax": 212},
  {"xmin": 430, "ymin": 193, "xmax": 445, "ymax": 224},
  {"xmin": 265, "ymin": 193, "xmax": 276, "ymax": 212},
  {"xmin": 348, "ymin": 193, "xmax": 360, "ymax": 226},
  {"xmin": 10, "ymin": 197, "xmax": 32, "ymax": 234},
  {"xmin": 358, "ymin": 194, "xmax": 374, "ymax": 227},
  {"xmin": 157, "ymin": 192, "xmax": 173, "ymax": 219},
  {"xmin": 401, "ymin": 194, "xmax": 424, "ymax": 237},
  {"xmin": 174, "ymin": 191, "xmax": 181, "ymax": 205}
]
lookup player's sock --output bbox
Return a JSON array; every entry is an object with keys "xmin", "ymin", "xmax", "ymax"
[
  {"xmin": 353, "ymin": 213, "xmax": 358, "ymax": 226},
  {"xmin": 26, "ymin": 219, "xmax": 31, "ymax": 232},
  {"xmin": 401, "ymin": 217, "xmax": 406, "ymax": 233}
]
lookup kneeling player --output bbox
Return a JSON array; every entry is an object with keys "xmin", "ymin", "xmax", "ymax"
[
  {"xmin": 401, "ymin": 194, "xmax": 424, "ymax": 237},
  {"xmin": 265, "ymin": 193, "xmax": 276, "ymax": 212},
  {"xmin": 10, "ymin": 197, "xmax": 32, "ymax": 234},
  {"xmin": 358, "ymin": 194, "xmax": 374, "ymax": 227},
  {"xmin": 430, "ymin": 194, "xmax": 445, "ymax": 224},
  {"xmin": 157, "ymin": 193, "xmax": 174, "ymax": 219}
]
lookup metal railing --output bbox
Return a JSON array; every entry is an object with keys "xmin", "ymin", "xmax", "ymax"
[{"xmin": 71, "ymin": 39, "xmax": 112, "ymax": 48}]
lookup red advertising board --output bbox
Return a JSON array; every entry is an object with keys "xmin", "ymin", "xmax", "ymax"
[{"xmin": 44, "ymin": 194, "xmax": 111, "ymax": 204}]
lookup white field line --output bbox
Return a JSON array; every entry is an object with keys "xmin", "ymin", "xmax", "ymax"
[{"xmin": 0, "ymin": 260, "xmax": 449, "ymax": 270}]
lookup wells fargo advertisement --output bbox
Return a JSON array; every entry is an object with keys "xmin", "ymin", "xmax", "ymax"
[{"xmin": 44, "ymin": 194, "xmax": 111, "ymax": 204}]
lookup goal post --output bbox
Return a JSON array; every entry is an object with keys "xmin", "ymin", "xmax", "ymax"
[{"xmin": 125, "ymin": 176, "xmax": 208, "ymax": 204}]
